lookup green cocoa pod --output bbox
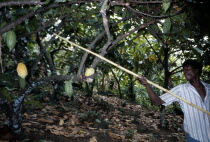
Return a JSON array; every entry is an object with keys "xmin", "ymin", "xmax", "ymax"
[
  {"xmin": 64, "ymin": 81, "xmax": 73, "ymax": 97},
  {"xmin": 6, "ymin": 30, "xmax": 16, "ymax": 51}
]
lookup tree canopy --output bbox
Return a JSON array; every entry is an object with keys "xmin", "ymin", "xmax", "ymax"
[{"xmin": 0, "ymin": 0, "xmax": 210, "ymax": 139}]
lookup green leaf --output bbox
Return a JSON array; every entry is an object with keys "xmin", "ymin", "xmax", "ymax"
[
  {"xmin": 63, "ymin": 66, "xmax": 70, "ymax": 75},
  {"xmin": 24, "ymin": 100, "xmax": 42, "ymax": 108},
  {"xmin": 0, "ymin": 22, "xmax": 7, "ymax": 41},
  {"xmin": 162, "ymin": 1, "xmax": 171, "ymax": 12},
  {"xmin": 28, "ymin": 17, "xmax": 39, "ymax": 31},
  {"xmin": 114, "ymin": 6, "xmax": 121, "ymax": 13},
  {"xmin": 0, "ymin": 21, "xmax": 7, "ymax": 28},
  {"xmin": 53, "ymin": 8, "xmax": 60, "ymax": 16},
  {"xmin": 172, "ymin": 13, "xmax": 187, "ymax": 23},
  {"xmin": 0, "ymin": 74, "xmax": 17, "ymax": 89},
  {"xmin": 124, "ymin": 24, "xmax": 131, "ymax": 30},
  {"xmin": 15, "ymin": 8, "xmax": 28, "ymax": 15},
  {"xmin": 44, "ymin": 9, "xmax": 54, "ymax": 15},
  {"xmin": 150, "ymin": 24, "xmax": 160, "ymax": 33},
  {"xmin": 5, "ymin": 93, "xmax": 12, "ymax": 103},
  {"xmin": 163, "ymin": 18, "xmax": 171, "ymax": 33},
  {"xmin": 193, "ymin": 47, "xmax": 202, "ymax": 54}
]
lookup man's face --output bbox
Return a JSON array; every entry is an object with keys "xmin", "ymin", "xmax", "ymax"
[{"xmin": 183, "ymin": 65, "xmax": 199, "ymax": 81}]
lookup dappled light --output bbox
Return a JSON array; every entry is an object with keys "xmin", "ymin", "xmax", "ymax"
[{"xmin": 0, "ymin": 0, "xmax": 209, "ymax": 141}]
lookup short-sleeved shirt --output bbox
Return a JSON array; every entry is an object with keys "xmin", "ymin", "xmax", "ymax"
[{"xmin": 160, "ymin": 81, "xmax": 210, "ymax": 142}]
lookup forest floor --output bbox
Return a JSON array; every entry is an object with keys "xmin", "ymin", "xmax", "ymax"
[{"xmin": 0, "ymin": 94, "xmax": 186, "ymax": 142}]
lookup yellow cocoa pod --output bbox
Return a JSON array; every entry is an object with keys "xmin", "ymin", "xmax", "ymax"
[
  {"xmin": 85, "ymin": 68, "xmax": 95, "ymax": 77},
  {"xmin": 148, "ymin": 55, "xmax": 157, "ymax": 62},
  {"xmin": 121, "ymin": 48, "xmax": 125, "ymax": 54},
  {"xmin": 17, "ymin": 62, "xmax": 28, "ymax": 79}
]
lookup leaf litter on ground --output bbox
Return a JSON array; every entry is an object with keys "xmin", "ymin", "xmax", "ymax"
[{"xmin": 0, "ymin": 94, "xmax": 186, "ymax": 142}]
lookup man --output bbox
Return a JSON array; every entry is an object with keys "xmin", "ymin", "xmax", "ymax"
[{"xmin": 137, "ymin": 59, "xmax": 210, "ymax": 142}]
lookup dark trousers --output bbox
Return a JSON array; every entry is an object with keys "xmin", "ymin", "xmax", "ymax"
[{"xmin": 186, "ymin": 133, "xmax": 200, "ymax": 142}]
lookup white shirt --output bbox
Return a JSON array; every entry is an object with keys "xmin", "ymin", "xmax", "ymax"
[{"xmin": 160, "ymin": 81, "xmax": 210, "ymax": 142}]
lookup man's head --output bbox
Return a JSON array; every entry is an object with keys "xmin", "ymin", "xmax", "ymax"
[{"xmin": 182, "ymin": 59, "xmax": 203, "ymax": 81}]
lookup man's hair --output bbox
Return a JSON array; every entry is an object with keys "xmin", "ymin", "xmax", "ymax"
[{"xmin": 182, "ymin": 59, "xmax": 203, "ymax": 75}]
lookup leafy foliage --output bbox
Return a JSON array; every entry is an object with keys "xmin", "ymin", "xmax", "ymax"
[{"xmin": 0, "ymin": 1, "xmax": 210, "ymax": 138}]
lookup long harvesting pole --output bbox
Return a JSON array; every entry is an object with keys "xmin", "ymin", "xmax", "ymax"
[{"xmin": 53, "ymin": 33, "xmax": 210, "ymax": 116}]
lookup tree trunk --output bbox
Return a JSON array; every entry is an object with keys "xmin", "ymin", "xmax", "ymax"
[
  {"xmin": 160, "ymin": 47, "xmax": 170, "ymax": 129},
  {"xmin": 110, "ymin": 68, "xmax": 123, "ymax": 99},
  {"xmin": 101, "ymin": 73, "xmax": 105, "ymax": 90},
  {"xmin": 8, "ymin": 95, "xmax": 25, "ymax": 140},
  {"xmin": 85, "ymin": 79, "xmax": 95, "ymax": 97},
  {"xmin": 129, "ymin": 75, "xmax": 135, "ymax": 102}
]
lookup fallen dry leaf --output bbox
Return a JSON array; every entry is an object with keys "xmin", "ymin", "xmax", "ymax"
[
  {"xmin": 22, "ymin": 122, "xmax": 32, "ymax": 126},
  {"xmin": 59, "ymin": 119, "xmax": 65, "ymax": 126},
  {"xmin": 52, "ymin": 111, "xmax": 60, "ymax": 115},
  {"xmin": 67, "ymin": 126, "xmax": 75, "ymax": 130},
  {"xmin": 108, "ymin": 131, "xmax": 125, "ymax": 140},
  {"xmin": 71, "ymin": 129, "xmax": 80, "ymax": 135},
  {"xmin": 38, "ymin": 118, "xmax": 54, "ymax": 123},
  {"xmin": 89, "ymin": 136, "xmax": 97, "ymax": 142},
  {"xmin": 69, "ymin": 115, "xmax": 79, "ymax": 125},
  {"xmin": 63, "ymin": 115, "xmax": 68, "ymax": 120},
  {"xmin": 45, "ymin": 105, "xmax": 54, "ymax": 110}
]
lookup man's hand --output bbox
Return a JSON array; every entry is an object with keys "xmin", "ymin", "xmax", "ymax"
[
  {"xmin": 137, "ymin": 76, "xmax": 165, "ymax": 106},
  {"xmin": 137, "ymin": 76, "xmax": 148, "ymax": 86}
]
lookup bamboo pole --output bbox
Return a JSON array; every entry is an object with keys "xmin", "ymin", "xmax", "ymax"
[{"xmin": 53, "ymin": 33, "xmax": 210, "ymax": 116}]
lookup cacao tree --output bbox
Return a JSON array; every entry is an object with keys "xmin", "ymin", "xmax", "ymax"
[{"xmin": 0, "ymin": 0, "xmax": 209, "ymax": 139}]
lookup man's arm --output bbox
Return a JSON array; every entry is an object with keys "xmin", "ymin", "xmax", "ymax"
[{"xmin": 137, "ymin": 76, "xmax": 165, "ymax": 106}]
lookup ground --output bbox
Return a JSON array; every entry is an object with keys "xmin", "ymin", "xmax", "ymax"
[{"xmin": 0, "ymin": 94, "xmax": 186, "ymax": 142}]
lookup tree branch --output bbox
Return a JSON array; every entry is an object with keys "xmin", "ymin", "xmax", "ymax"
[
  {"xmin": 111, "ymin": 1, "xmax": 173, "ymax": 5},
  {"xmin": 100, "ymin": 0, "xmax": 112, "ymax": 43},
  {"xmin": 90, "ymin": 20, "xmax": 157, "ymax": 68},
  {"xmin": 90, "ymin": 0, "xmax": 112, "ymax": 69},
  {"xmin": 147, "ymin": 25, "xmax": 167, "ymax": 48},
  {"xmin": 0, "ymin": 36, "xmax": 3, "ymax": 73},
  {"xmin": 171, "ymin": 66, "xmax": 182, "ymax": 74},
  {"xmin": 76, "ymin": 16, "xmax": 133, "ymax": 77},
  {"xmin": 76, "ymin": 31, "xmax": 106, "ymax": 78},
  {"xmin": 126, "ymin": 5, "xmax": 183, "ymax": 18},
  {"xmin": 0, "ymin": 0, "xmax": 46, "ymax": 8},
  {"xmin": 0, "ymin": 1, "xmax": 95, "ymax": 35},
  {"xmin": 108, "ymin": 20, "xmax": 157, "ymax": 50},
  {"xmin": 143, "ymin": 34, "xmax": 164, "ymax": 65}
]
